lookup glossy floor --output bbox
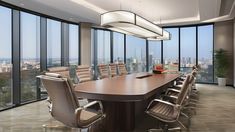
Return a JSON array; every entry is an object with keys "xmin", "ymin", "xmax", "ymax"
[{"xmin": 0, "ymin": 84, "xmax": 235, "ymax": 132}]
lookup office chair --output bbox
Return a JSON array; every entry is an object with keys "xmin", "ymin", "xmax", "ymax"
[
  {"xmin": 76, "ymin": 65, "xmax": 93, "ymax": 83},
  {"xmin": 146, "ymin": 75, "xmax": 191, "ymax": 132},
  {"xmin": 117, "ymin": 63, "xmax": 128, "ymax": 75},
  {"xmin": 97, "ymin": 64, "xmax": 109, "ymax": 79},
  {"xmin": 47, "ymin": 66, "xmax": 70, "ymax": 78},
  {"xmin": 38, "ymin": 73, "xmax": 105, "ymax": 132},
  {"xmin": 109, "ymin": 63, "xmax": 118, "ymax": 77}
]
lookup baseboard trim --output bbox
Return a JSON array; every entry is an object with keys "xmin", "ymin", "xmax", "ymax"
[{"xmin": 196, "ymin": 83, "xmax": 235, "ymax": 88}]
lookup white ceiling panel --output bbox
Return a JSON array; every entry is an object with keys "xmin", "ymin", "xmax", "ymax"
[{"xmin": 2, "ymin": 0, "xmax": 234, "ymax": 26}]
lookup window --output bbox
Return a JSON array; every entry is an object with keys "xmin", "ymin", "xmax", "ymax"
[
  {"xmin": 20, "ymin": 12, "xmax": 40, "ymax": 102},
  {"xmin": 180, "ymin": 27, "xmax": 196, "ymax": 73},
  {"xmin": 69, "ymin": 24, "xmax": 79, "ymax": 65},
  {"xmin": 0, "ymin": 6, "xmax": 12, "ymax": 109},
  {"xmin": 47, "ymin": 19, "xmax": 61, "ymax": 67},
  {"xmin": 96, "ymin": 30, "xmax": 111, "ymax": 64},
  {"xmin": 148, "ymin": 41, "xmax": 161, "ymax": 71},
  {"xmin": 197, "ymin": 25, "xmax": 214, "ymax": 83},
  {"xmin": 163, "ymin": 28, "xmax": 179, "ymax": 71},
  {"xmin": 126, "ymin": 35, "xmax": 146, "ymax": 73},
  {"xmin": 113, "ymin": 32, "xmax": 124, "ymax": 63}
]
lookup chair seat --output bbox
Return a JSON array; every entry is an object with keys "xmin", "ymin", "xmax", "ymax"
[
  {"xmin": 148, "ymin": 102, "xmax": 178, "ymax": 122},
  {"xmin": 79, "ymin": 109, "xmax": 102, "ymax": 126}
]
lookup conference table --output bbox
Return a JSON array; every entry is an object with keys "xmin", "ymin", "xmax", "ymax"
[{"xmin": 74, "ymin": 72, "xmax": 180, "ymax": 131}]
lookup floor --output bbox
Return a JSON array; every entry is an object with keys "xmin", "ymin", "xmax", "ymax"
[{"xmin": 0, "ymin": 84, "xmax": 235, "ymax": 132}]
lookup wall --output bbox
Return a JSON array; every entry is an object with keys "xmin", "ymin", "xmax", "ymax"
[
  {"xmin": 214, "ymin": 20, "xmax": 234, "ymax": 85},
  {"xmin": 80, "ymin": 22, "xmax": 92, "ymax": 65}
]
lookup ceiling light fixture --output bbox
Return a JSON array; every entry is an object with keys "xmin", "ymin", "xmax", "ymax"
[
  {"xmin": 101, "ymin": 10, "xmax": 166, "ymax": 39},
  {"xmin": 147, "ymin": 30, "xmax": 171, "ymax": 41}
]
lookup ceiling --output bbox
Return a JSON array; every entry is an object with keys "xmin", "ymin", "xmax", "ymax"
[{"xmin": 2, "ymin": 0, "xmax": 235, "ymax": 26}]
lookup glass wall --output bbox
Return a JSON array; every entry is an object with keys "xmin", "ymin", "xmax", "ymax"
[
  {"xmin": 197, "ymin": 25, "xmax": 214, "ymax": 83},
  {"xmin": 126, "ymin": 35, "xmax": 146, "ymax": 73},
  {"xmin": 0, "ymin": 4, "xmax": 84, "ymax": 110},
  {"xmin": 180, "ymin": 27, "xmax": 196, "ymax": 73},
  {"xmin": 113, "ymin": 32, "xmax": 124, "ymax": 63},
  {"xmin": 0, "ymin": 2, "xmax": 216, "ymax": 110},
  {"xmin": 148, "ymin": 41, "xmax": 161, "ymax": 71},
  {"xmin": 97, "ymin": 30, "xmax": 111, "ymax": 64},
  {"xmin": 69, "ymin": 24, "xmax": 79, "ymax": 65},
  {"xmin": 47, "ymin": 19, "xmax": 61, "ymax": 68},
  {"xmin": 20, "ymin": 12, "xmax": 40, "ymax": 102},
  {"xmin": 0, "ymin": 6, "xmax": 12, "ymax": 110},
  {"xmin": 163, "ymin": 28, "xmax": 179, "ymax": 71}
]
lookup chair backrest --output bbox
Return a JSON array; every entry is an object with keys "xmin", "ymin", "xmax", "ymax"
[
  {"xmin": 76, "ymin": 65, "xmax": 92, "ymax": 83},
  {"xmin": 109, "ymin": 63, "xmax": 117, "ymax": 77},
  {"xmin": 187, "ymin": 74, "xmax": 195, "ymax": 94},
  {"xmin": 191, "ymin": 70, "xmax": 197, "ymax": 77},
  {"xmin": 39, "ymin": 73, "xmax": 79, "ymax": 127},
  {"xmin": 97, "ymin": 64, "xmax": 109, "ymax": 79},
  {"xmin": 176, "ymin": 75, "xmax": 190, "ymax": 105},
  {"xmin": 48, "ymin": 67, "xmax": 70, "ymax": 78},
  {"xmin": 117, "ymin": 63, "xmax": 128, "ymax": 75}
]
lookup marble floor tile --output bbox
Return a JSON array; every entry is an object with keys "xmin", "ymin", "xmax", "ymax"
[{"xmin": 0, "ymin": 84, "xmax": 235, "ymax": 132}]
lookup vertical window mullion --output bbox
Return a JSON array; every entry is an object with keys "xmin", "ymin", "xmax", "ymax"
[
  {"xmin": 12, "ymin": 9, "xmax": 21, "ymax": 105},
  {"xmin": 178, "ymin": 28, "xmax": 181, "ymax": 71},
  {"xmin": 110, "ymin": 31, "xmax": 113, "ymax": 63}
]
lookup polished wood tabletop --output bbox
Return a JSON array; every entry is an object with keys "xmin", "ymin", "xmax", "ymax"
[{"xmin": 74, "ymin": 72, "xmax": 180, "ymax": 101}]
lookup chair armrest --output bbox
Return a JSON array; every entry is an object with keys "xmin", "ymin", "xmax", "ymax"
[
  {"xmin": 163, "ymin": 95, "xmax": 178, "ymax": 100},
  {"xmin": 166, "ymin": 88, "xmax": 181, "ymax": 94},
  {"xmin": 171, "ymin": 85, "xmax": 182, "ymax": 90},
  {"xmin": 162, "ymin": 95, "xmax": 178, "ymax": 104},
  {"xmin": 146, "ymin": 99, "xmax": 175, "ymax": 110},
  {"xmin": 81, "ymin": 101, "xmax": 104, "ymax": 114}
]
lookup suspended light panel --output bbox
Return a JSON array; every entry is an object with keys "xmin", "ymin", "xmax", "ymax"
[
  {"xmin": 101, "ymin": 10, "xmax": 164, "ymax": 38},
  {"xmin": 147, "ymin": 30, "xmax": 171, "ymax": 41}
]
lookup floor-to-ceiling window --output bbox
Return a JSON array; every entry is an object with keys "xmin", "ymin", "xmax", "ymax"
[
  {"xmin": 197, "ymin": 25, "xmax": 214, "ymax": 83},
  {"xmin": 0, "ymin": 6, "xmax": 12, "ymax": 110},
  {"xmin": 47, "ymin": 19, "xmax": 61, "ymax": 68},
  {"xmin": 96, "ymin": 30, "xmax": 111, "ymax": 64},
  {"xmin": 69, "ymin": 24, "xmax": 79, "ymax": 65},
  {"xmin": 163, "ymin": 28, "xmax": 179, "ymax": 71},
  {"xmin": 148, "ymin": 41, "xmax": 161, "ymax": 71},
  {"xmin": 20, "ymin": 12, "xmax": 40, "ymax": 102},
  {"xmin": 0, "ymin": 4, "xmax": 83, "ymax": 110},
  {"xmin": 180, "ymin": 27, "xmax": 196, "ymax": 73},
  {"xmin": 113, "ymin": 32, "xmax": 124, "ymax": 63},
  {"xmin": 126, "ymin": 35, "xmax": 146, "ymax": 73}
]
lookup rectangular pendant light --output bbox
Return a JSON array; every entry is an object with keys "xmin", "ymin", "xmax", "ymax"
[
  {"xmin": 147, "ymin": 30, "xmax": 171, "ymax": 41},
  {"xmin": 101, "ymin": 10, "xmax": 164, "ymax": 38}
]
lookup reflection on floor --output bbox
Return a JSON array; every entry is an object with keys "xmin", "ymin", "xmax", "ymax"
[{"xmin": 0, "ymin": 84, "xmax": 235, "ymax": 132}]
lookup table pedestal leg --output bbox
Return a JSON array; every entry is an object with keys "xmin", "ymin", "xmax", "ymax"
[{"xmin": 102, "ymin": 101, "xmax": 135, "ymax": 132}]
